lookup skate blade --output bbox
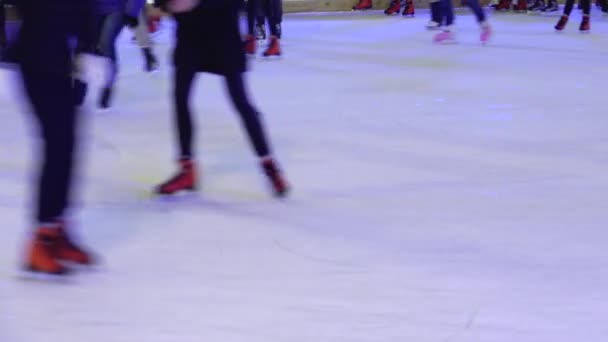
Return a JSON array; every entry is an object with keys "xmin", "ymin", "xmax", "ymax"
[
  {"xmin": 17, "ymin": 267, "xmax": 73, "ymax": 283},
  {"xmin": 261, "ymin": 55, "xmax": 283, "ymax": 61}
]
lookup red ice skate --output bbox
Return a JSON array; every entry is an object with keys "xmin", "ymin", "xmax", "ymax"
[
  {"xmin": 555, "ymin": 15, "xmax": 568, "ymax": 31},
  {"xmin": 56, "ymin": 223, "xmax": 95, "ymax": 265},
  {"xmin": 384, "ymin": 0, "xmax": 401, "ymax": 15},
  {"xmin": 402, "ymin": 0, "xmax": 415, "ymax": 16},
  {"xmin": 352, "ymin": 0, "xmax": 373, "ymax": 10},
  {"xmin": 513, "ymin": 0, "xmax": 528, "ymax": 11},
  {"xmin": 156, "ymin": 159, "xmax": 198, "ymax": 195},
  {"xmin": 580, "ymin": 15, "xmax": 590, "ymax": 32},
  {"xmin": 263, "ymin": 36, "xmax": 281, "ymax": 57},
  {"xmin": 245, "ymin": 34, "xmax": 257, "ymax": 55},
  {"xmin": 493, "ymin": 0, "xmax": 511, "ymax": 10},
  {"xmin": 261, "ymin": 158, "xmax": 289, "ymax": 197},
  {"xmin": 25, "ymin": 227, "xmax": 68, "ymax": 275}
]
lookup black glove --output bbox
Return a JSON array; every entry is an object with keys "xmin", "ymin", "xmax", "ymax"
[{"xmin": 124, "ymin": 14, "xmax": 139, "ymax": 28}]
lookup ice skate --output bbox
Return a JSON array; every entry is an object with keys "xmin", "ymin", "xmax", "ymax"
[
  {"xmin": 555, "ymin": 15, "xmax": 568, "ymax": 30},
  {"xmin": 24, "ymin": 227, "xmax": 69, "ymax": 275},
  {"xmin": 480, "ymin": 23, "xmax": 493, "ymax": 44},
  {"xmin": 513, "ymin": 0, "xmax": 528, "ymax": 11},
  {"xmin": 98, "ymin": 86, "xmax": 113, "ymax": 110},
  {"xmin": 528, "ymin": 0, "xmax": 545, "ymax": 12},
  {"xmin": 143, "ymin": 49, "xmax": 159, "ymax": 73},
  {"xmin": 263, "ymin": 36, "xmax": 281, "ymax": 58},
  {"xmin": 352, "ymin": 0, "xmax": 373, "ymax": 10},
  {"xmin": 384, "ymin": 0, "xmax": 401, "ymax": 15},
  {"xmin": 434, "ymin": 27, "xmax": 456, "ymax": 44},
  {"xmin": 426, "ymin": 21, "xmax": 441, "ymax": 30},
  {"xmin": 156, "ymin": 159, "xmax": 198, "ymax": 195},
  {"xmin": 541, "ymin": 0, "xmax": 559, "ymax": 12},
  {"xmin": 402, "ymin": 0, "xmax": 415, "ymax": 16},
  {"xmin": 261, "ymin": 158, "xmax": 289, "ymax": 198},
  {"xmin": 579, "ymin": 15, "xmax": 590, "ymax": 32},
  {"xmin": 245, "ymin": 34, "xmax": 257, "ymax": 56}
]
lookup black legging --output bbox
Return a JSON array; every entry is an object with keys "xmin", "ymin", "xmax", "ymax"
[
  {"xmin": 173, "ymin": 67, "xmax": 271, "ymax": 159},
  {"xmin": 0, "ymin": 0, "xmax": 6, "ymax": 47},
  {"xmin": 565, "ymin": 0, "xmax": 590, "ymax": 15},
  {"xmin": 247, "ymin": 0, "xmax": 282, "ymax": 37},
  {"xmin": 21, "ymin": 70, "xmax": 77, "ymax": 223}
]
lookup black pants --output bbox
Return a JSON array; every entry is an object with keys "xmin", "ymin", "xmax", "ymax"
[
  {"xmin": 96, "ymin": 12, "xmax": 124, "ymax": 87},
  {"xmin": 0, "ymin": 0, "xmax": 6, "ymax": 47},
  {"xmin": 247, "ymin": 0, "xmax": 283, "ymax": 37},
  {"xmin": 21, "ymin": 70, "xmax": 77, "ymax": 223},
  {"xmin": 173, "ymin": 67, "xmax": 271, "ymax": 159},
  {"xmin": 565, "ymin": 0, "xmax": 590, "ymax": 15}
]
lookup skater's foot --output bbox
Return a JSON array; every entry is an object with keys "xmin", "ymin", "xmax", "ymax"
[
  {"xmin": 434, "ymin": 27, "xmax": 456, "ymax": 44},
  {"xmin": 245, "ymin": 34, "xmax": 257, "ymax": 55},
  {"xmin": 480, "ymin": 22, "xmax": 493, "ymax": 44},
  {"xmin": 580, "ymin": 15, "xmax": 590, "ymax": 32},
  {"xmin": 263, "ymin": 36, "xmax": 281, "ymax": 58},
  {"xmin": 426, "ymin": 21, "xmax": 441, "ymax": 30},
  {"xmin": 402, "ymin": 0, "xmax": 415, "ymax": 16},
  {"xmin": 352, "ymin": 0, "xmax": 373, "ymax": 10},
  {"xmin": 156, "ymin": 158, "xmax": 198, "ymax": 195},
  {"xmin": 98, "ymin": 86, "xmax": 113, "ymax": 110},
  {"xmin": 261, "ymin": 158, "xmax": 289, "ymax": 198},
  {"xmin": 384, "ymin": 0, "xmax": 400, "ymax": 15},
  {"xmin": 25, "ymin": 226, "xmax": 69, "ymax": 275},
  {"xmin": 555, "ymin": 15, "xmax": 568, "ymax": 31},
  {"xmin": 143, "ymin": 48, "xmax": 159, "ymax": 73}
]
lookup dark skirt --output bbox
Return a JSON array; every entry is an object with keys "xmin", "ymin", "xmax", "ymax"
[{"xmin": 172, "ymin": 0, "xmax": 246, "ymax": 75}]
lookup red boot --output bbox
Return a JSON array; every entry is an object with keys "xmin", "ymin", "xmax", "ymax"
[
  {"xmin": 56, "ymin": 223, "xmax": 95, "ymax": 265},
  {"xmin": 25, "ymin": 227, "xmax": 68, "ymax": 275},
  {"xmin": 352, "ymin": 0, "xmax": 373, "ymax": 10},
  {"xmin": 494, "ymin": 0, "xmax": 511, "ymax": 10},
  {"xmin": 156, "ymin": 159, "xmax": 198, "ymax": 195},
  {"xmin": 262, "ymin": 158, "xmax": 289, "ymax": 198},
  {"xmin": 384, "ymin": 0, "xmax": 401, "ymax": 15},
  {"xmin": 263, "ymin": 36, "xmax": 281, "ymax": 57},
  {"xmin": 402, "ymin": 0, "xmax": 415, "ymax": 16},
  {"xmin": 245, "ymin": 34, "xmax": 257, "ymax": 55},
  {"xmin": 580, "ymin": 15, "xmax": 590, "ymax": 32},
  {"xmin": 513, "ymin": 0, "xmax": 527, "ymax": 11},
  {"xmin": 555, "ymin": 15, "xmax": 568, "ymax": 31}
]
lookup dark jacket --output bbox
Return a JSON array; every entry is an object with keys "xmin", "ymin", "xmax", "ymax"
[
  {"xmin": 96, "ymin": 0, "xmax": 144, "ymax": 17},
  {"xmin": 159, "ymin": 0, "xmax": 247, "ymax": 75},
  {"xmin": 16, "ymin": 0, "xmax": 97, "ymax": 75}
]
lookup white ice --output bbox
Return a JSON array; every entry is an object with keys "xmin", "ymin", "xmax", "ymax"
[{"xmin": 1, "ymin": 9, "xmax": 607, "ymax": 342}]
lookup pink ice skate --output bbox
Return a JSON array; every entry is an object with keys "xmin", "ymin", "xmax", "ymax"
[
  {"xmin": 433, "ymin": 29, "xmax": 455, "ymax": 44},
  {"xmin": 480, "ymin": 23, "xmax": 492, "ymax": 44}
]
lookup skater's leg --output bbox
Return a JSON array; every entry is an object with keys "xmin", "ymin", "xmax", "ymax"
[
  {"xmin": 266, "ymin": 0, "xmax": 283, "ymax": 38},
  {"xmin": 440, "ymin": 0, "xmax": 455, "ymax": 26},
  {"xmin": 430, "ymin": 0, "xmax": 442, "ymax": 24},
  {"xmin": 224, "ymin": 73, "xmax": 271, "ymax": 157},
  {"xmin": 97, "ymin": 12, "xmax": 124, "ymax": 88},
  {"xmin": 466, "ymin": 0, "xmax": 487, "ymax": 23},
  {"xmin": 173, "ymin": 67, "xmax": 197, "ymax": 159},
  {"xmin": 581, "ymin": 0, "xmax": 591, "ymax": 14},
  {"xmin": 21, "ymin": 70, "xmax": 77, "ymax": 223},
  {"xmin": 564, "ymin": 0, "xmax": 576, "ymax": 14},
  {"xmin": 134, "ymin": 9, "xmax": 153, "ymax": 50},
  {"xmin": 0, "ymin": 0, "xmax": 6, "ymax": 47},
  {"xmin": 247, "ymin": 0, "xmax": 258, "ymax": 35}
]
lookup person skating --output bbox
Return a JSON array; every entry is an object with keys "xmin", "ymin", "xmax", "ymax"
[
  {"xmin": 245, "ymin": 0, "xmax": 283, "ymax": 57},
  {"xmin": 16, "ymin": 0, "xmax": 97, "ymax": 276},
  {"xmin": 154, "ymin": 0, "xmax": 289, "ymax": 197},
  {"xmin": 434, "ymin": 0, "xmax": 492, "ymax": 44},
  {"xmin": 384, "ymin": 0, "xmax": 415, "ymax": 16},
  {"xmin": 555, "ymin": 0, "xmax": 591, "ymax": 31},
  {"xmin": 132, "ymin": 6, "xmax": 159, "ymax": 72}
]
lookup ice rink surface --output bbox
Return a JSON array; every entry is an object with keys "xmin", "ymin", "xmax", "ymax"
[{"xmin": 1, "ymin": 9, "xmax": 607, "ymax": 342}]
